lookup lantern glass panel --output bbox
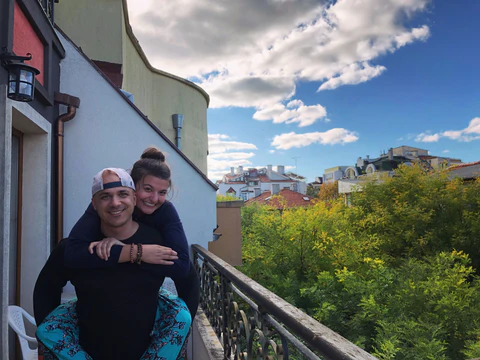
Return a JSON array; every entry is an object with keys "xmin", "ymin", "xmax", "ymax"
[
  {"xmin": 19, "ymin": 83, "xmax": 32, "ymax": 96},
  {"xmin": 9, "ymin": 72, "xmax": 17, "ymax": 81},
  {"xmin": 8, "ymin": 80, "xmax": 16, "ymax": 94},
  {"xmin": 20, "ymin": 69, "xmax": 33, "ymax": 83}
]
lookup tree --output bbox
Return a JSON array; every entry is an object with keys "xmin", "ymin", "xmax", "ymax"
[
  {"xmin": 317, "ymin": 180, "xmax": 339, "ymax": 202},
  {"xmin": 239, "ymin": 165, "xmax": 480, "ymax": 359},
  {"xmin": 216, "ymin": 194, "xmax": 240, "ymax": 202},
  {"xmin": 306, "ymin": 184, "xmax": 319, "ymax": 197}
]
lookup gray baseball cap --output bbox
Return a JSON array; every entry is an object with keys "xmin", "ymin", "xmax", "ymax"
[{"xmin": 91, "ymin": 168, "xmax": 136, "ymax": 196}]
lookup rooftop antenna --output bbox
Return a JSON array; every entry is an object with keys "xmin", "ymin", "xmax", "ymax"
[{"xmin": 291, "ymin": 156, "xmax": 300, "ymax": 174}]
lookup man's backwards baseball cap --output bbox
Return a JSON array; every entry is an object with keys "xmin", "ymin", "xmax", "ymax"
[{"xmin": 91, "ymin": 168, "xmax": 136, "ymax": 197}]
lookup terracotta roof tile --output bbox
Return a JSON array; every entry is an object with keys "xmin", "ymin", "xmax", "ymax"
[
  {"xmin": 245, "ymin": 189, "xmax": 313, "ymax": 209},
  {"xmin": 449, "ymin": 160, "xmax": 480, "ymax": 170}
]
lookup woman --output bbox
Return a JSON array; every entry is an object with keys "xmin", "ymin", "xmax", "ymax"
[{"xmin": 35, "ymin": 148, "xmax": 199, "ymax": 359}]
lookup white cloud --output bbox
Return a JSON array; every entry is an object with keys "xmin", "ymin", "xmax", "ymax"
[
  {"xmin": 415, "ymin": 117, "xmax": 480, "ymax": 143},
  {"xmin": 208, "ymin": 157, "xmax": 252, "ymax": 181},
  {"xmin": 318, "ymin": 62, "xmax": 386, "ymax": 91},
  {"xmin": 442, "ymin": 130, "xmax": 463, "ymax": 141},
  {"xmin": 202, "ymin": 75, "xmax": 296, "ymax": 109},
  {"xmin": 209, "ymin": 152, "xmax": 256, "ymax": 160},
  {"xmin": 395, "ymin": 25, "xmax": 430, "ymax": 48},
  {"xmin": 464, "ymin": 117, "xmax": 480, "ymax": 134},
  {"xmin": 415, "ymin": 132, "xmax": 440, "ymax": 143},
  {"xmin": 207, "ymin": 134, "xmax": 259, "ymax": 180},
  {"xmin": 271, "ymin": 128, "xmax": 359, "ymax": 150},
  {"xmin": 442, "ymin": 150, "xmax": 450, "ymax": 153},
  {"xmin": 208, "ymin": 134, "xmax": 258, "ymax": 154},
  {"xmin": 253, "ymin": 100, "xmax": 327, "ymax": 127},
  {"xmin": 127, "ymin": 0, "xmax": 431, "ymax": 108}
]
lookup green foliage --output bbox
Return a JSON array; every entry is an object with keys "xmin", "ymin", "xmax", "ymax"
[
  {"xmin": 216, "ymin": 194, "xmax": 241, "ymax": 202},
  {"xmin": 317, "ymin": 180, "xmax": 340, "ymax": 202},
  {"xmin": 349, "ymin": 165, "xmax": 480, "ymax": 268},
  {"xmin": 306, "ymin": 184, "xmax": 319, "ymax": 197},
  {"xmin": 239, "ymin": 165, "xmax": 480, "ymax": 359}
]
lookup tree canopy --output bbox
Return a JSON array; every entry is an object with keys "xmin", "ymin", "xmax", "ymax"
[{"xmin": 240, "ymin": 165, "xmax": 480, "ymax": 359}]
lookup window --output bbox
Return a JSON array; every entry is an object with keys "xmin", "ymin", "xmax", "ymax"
[{"xmin": 346, "ymin": 168, "xmax": 356, "ymax": 179}]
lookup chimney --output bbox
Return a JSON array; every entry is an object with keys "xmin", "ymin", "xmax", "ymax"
[
  {"xmin": 290, "ymin": 182, "xmax": 298, "ymax": 192},
  {"xmin": 277, "ymin": 165, "xmax": 285, "ymax": 174},
  {"xmin": 366, "ymin": 155, "xmax": 370, "ymax": 160},
  {"xmin": 388, "ymin": 148, "xmax": 393, "ymax": 160},
  {"xmin": 271, "ymin": 183, "xmax": 280, "ymax": 195},
  {"xmin": 172, "ymin": 114, "xmax": 184, "ymax": 150},
  {"xmin": 267, "ymin": 165, "xmax": 272, "ymax": 172},
  {"xmin": 230, "ymin": 167, "xmax": 234, "ymax": 175},
  {"xmin": 237, "ymin": 166, "xmax": 243, "ymax": 174}
]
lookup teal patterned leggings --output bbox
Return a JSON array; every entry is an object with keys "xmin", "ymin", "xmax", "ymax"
[{"xmin": 36, "ymin": 289, "xmax": 191, "ymax": 360}]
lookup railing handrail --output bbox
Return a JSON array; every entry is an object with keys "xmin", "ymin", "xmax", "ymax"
[{"xmin": 192, "ymin": 244, "xmax": 378, "ymax": 360}]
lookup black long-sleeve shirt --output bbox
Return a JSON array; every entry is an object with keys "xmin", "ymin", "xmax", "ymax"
[
  {"xmin": 33, "ymin": 239, "xmax": 70, "ymax": 325},
  {"xmin": 33, "ymin": 242, "xmax": 199, "ymax": 325},
  {"xmin": 34, "ymin": 225, "xmax": 199, "ymax": 359},
  {"xmin": 72, "ymin": 224, "xmax": 164, "ymax": 359}
]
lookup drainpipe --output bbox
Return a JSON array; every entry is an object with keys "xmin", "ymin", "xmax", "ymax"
[
  {"xmin": 54, "ymin": 92, "xmax": 81, "ymax": 243},
  {"xmin": 172, "ymin": 114, "xmax": 184, "ymax": 150}
]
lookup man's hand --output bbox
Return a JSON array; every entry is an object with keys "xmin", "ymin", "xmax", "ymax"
[
  {"xmin": 89, "ymin": 238, "xmax": 124, "ymax": 260},
  {"xmin": 141, "ymin": 245, "xmax": 178, "ymax": 265}
]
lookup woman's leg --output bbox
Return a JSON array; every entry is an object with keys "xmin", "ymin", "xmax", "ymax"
[
  {"xmin": 142, "ymin": 288, "xmax": 192, "ymax": 360},
  {"xmin": 36, "ymin": 300, "xmax": 92, "ymax": 360}
]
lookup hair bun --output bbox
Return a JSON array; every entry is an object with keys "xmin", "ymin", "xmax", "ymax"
[{"xmin": 141, "ymin": 147, "xmax": 165, "ymax": 162}]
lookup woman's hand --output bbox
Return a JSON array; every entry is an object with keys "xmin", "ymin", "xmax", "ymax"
[
  {"xmin": 141, "ymin": 245, "xmax": 178, "ymax": 265},
  {"xmin": 89, "ymin": 237, "xmax": 124, "ymax": 260}
]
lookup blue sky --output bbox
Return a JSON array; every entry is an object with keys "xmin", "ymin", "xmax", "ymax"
[{"xmin": 127, "ymin": 0, "xmax": 480, "ymax": 182}]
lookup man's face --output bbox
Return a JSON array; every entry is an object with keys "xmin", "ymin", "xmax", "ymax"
[{"xmin": 92, "ymin": 172, "xmax": 136, "ymax": 229}]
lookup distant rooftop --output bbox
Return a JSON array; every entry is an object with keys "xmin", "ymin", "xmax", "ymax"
[{"xmin": 245, "ymin": 189, "xmax": 313, "ymax": 209}]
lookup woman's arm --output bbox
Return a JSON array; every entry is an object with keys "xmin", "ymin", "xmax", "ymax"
[
  {"xmin": 141, "ymin": 202, "xmax": 190, "ymax": 278},
  {"xmin": 66, "ymin": 202, "xmax": 190, "ymax": 278},
  {"xmin": 64, "ymin": 203, "xmax": 122, "ymax": 268}
]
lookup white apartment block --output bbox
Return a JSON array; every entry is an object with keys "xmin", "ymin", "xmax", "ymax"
[{"xmin": 218, "ymin": 165, "xmax": 307, "ymax": 201}]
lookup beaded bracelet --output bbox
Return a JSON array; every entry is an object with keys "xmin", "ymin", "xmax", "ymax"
[
  {"xmin": 136, "ymin": 243, "xmax": 143, "ymax": 264},
  {"xmin": 130, "ymin": 243, "xmax": 135, "ymax": 264}
]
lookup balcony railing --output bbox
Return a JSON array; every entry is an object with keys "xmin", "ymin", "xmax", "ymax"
[{"xmin": 192, "ymin": 245, "xmax": 377, "ymax": 360}]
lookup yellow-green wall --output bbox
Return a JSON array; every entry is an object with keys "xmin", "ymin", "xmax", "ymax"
[
  {"xmin": 121, "ymin": 9, "xmax": 208, "ymax": 173},
  {"xmin": 55, "ymin": 0, "xmax": 209, "ymax": 174},
  {"xmin": 55, "ymin": 0, "xmax": 123, "ymax": 64}
]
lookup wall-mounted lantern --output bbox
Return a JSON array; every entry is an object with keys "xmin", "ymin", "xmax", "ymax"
[{"xmin": 0, "ymin": 49, "xmax": 40, "ymax": 102}]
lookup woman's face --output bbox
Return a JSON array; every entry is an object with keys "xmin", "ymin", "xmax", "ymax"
[{"xmin": 135, "ymin": 175, "xmax": 170, "ymax": 215}]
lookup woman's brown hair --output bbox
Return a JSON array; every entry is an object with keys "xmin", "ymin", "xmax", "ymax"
[{"xmin": 130, "ymin": 147, "xmax": 171, "ymax": 187}]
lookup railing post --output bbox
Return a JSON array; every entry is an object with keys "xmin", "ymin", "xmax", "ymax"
[{"xmin": 221, "ymin": 274, "xmax": 230, "ymax": 359}]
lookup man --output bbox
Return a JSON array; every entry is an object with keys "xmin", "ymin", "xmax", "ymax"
[{"xmin": 34, "ymin": 168, "xmax": 196, "ymax": 359}]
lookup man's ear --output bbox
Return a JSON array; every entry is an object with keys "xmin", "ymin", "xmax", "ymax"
[{"xmin": 132, "ymin": 192, "xmax": 137, "ymax": 206}]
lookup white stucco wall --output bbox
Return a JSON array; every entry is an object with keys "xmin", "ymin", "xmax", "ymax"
[
  {"xmin": 217, "ymin": 183, "xmax": 244, "ymax": 197},
  {"xmin": 0, "ymin": 87, "xmax": 52, "ymax": 354},
  {"xmin": 338, "ymin": 180, "xmax": 363, "ymax": 194},
  {"xmin": 57, "ymin": 32, "xmax": 216, "ymax": 252}
]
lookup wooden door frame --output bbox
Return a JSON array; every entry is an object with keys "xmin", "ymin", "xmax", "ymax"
[{"xmin": 11, "ymin": 128, "xmax": 23, "ymax": 306}]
